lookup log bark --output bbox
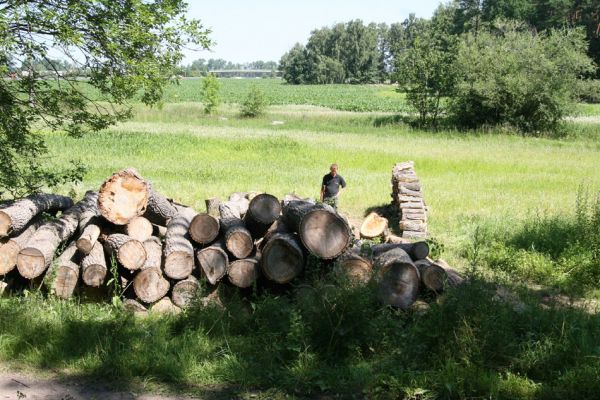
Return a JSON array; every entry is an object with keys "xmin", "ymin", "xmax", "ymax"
[
  {"xmin": 189, "ymin": 213, "xmax": 220, "ymax": 245},
  {"xmin": 220, "ymin": 218, "xmax": 253, "ymax": 259},
  {"xmin": 205, "ymin": 197, "xmax": 221, "ymax": 218},
  {"xmin": 151, "ymin": 296, "xmax": 181, "ymax": 314},
  {"xmin": 143, "ymin": 183, "xmax": 178, "ymax": 226},
  {"xmin": 81, "ymin": 241, "xmax": 107, "ymax": 287},
  {"xmin": 228, "ymin": 193, "xmax": 250, "ymax": 216},
  {"xmin": 17, "ymin": 191, "xmax": 98, "ymax": 279},
  {"xmin": 0, "ymin": 219, "xmax": 42, "ymax": 275},
  {"xmin": 47, "ymin": 242, "xmax": 80, "ymax": 299},
  {"xmin": 0, "ymin": 193, "xmax": 74, "ymax": 238},
  {"xmin": 261, "ymin": 233, "xmax": 304, "ymax": 284},
  {"xmin": 163, "ymin": 206, "xmax": 196, "ymax": 280},
  {"xmin": 98, "ymin": 168, "xmax": 149, "ymax": 225},
  {"xmin": 196, "ymin": 241, "xmax": 229, "ymax": 285},
  {"xmin": 373, "ymin": 247, "xmax": 420, "ymax": 309},
  {"xmin": 172, "ymin": 276, "xmax": 200, "ymax": 308},
  {"xmin": 335, "ymin": 251, "xmax": 373, "ymax": 284},
  {"xmin": 243, "ymin": 193, "xmax": 280, "ymax": 239},
  {"xmin": 228, "ymin": 257, "xmax": 260, "ymax": 288},
  {"xmin": 282, "ymin": 200, "xmax": 351, "ymax": 259},
  {"xmin": 360, "ymin": 212, "xmax": 388, "ymax": 239},
  {"xmin": 399, "ymin": 221, "xmax": 427, "ymax": 232},
  {"xmin": 103, "ymin": 234, "xmax": 146, "ymax": 271},
  {"xmin": 76, "ymin": 216, "xmax": 102, "ymax": 255},
  {"xmin": 133, "ymin": 267, "xmax": 170, "ymax": 304},
  {"xmin": 370, "ymin": 242, "xmax": 429, "ymax": 262},
  {"xmin": 124, "ymin": 216, "xmax": 153, "ymax": 242}
]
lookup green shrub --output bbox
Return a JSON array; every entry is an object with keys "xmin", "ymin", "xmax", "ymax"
[
  {"xmin": 575, "ymin": 79, "xmax": 600, "ymax": 104},
  {"xmin": 450, "ymin": 21, "xmax": 594, "ymax": 134},
  {"xmin": 240, "ymin": 84, "xmax": 267, "ymax": 117},
  {"xmin": 200, "ymin": 73, "xmax": 220, "ymax": 114}
]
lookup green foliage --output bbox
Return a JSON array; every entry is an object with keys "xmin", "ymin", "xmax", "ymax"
[
  {"xmin": 575, "ymin": 79, "xmax": 600, "ymax": 104},
  {"xmin": 450, "ymin": 21, "xmax": 594, "ymax": 134},
  {"xmin": 0, "ymin": 0, "xmax": 211, "ymax": 197},
  {"xmin": 240, "ymin": 85, "xmax": 267, "ymax": 117},
  {"xmin": 200, "ymin": 73, "xmax": 221, "ymax": 114}
]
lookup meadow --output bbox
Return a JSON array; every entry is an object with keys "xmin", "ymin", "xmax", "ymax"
[{"xmin": 2, "ymin": 78, "xmax": 600, "ymax": 399}]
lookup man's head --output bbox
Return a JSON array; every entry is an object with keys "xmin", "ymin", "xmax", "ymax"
[{"xmin": 330, "ymin": 163, "xmax": 338, "ymax": 176}]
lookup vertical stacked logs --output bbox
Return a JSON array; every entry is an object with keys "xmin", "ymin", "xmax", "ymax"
[
  {"xmin": 391, "ymin": 161, "xmax": 428, "ymax": 239},
  {"xmin": 197, "ymin": 241, "xmax": 229, "ymax": 285},
  {"xmin": 0, "ymin": 219, "xmax": 43, "ymax": 275},
  {"xmin": 47, "ymin": 241, "xmax": 80, "ymax": 299},
  {"xmin": 164, "ymin": 206, "xmax": 197, "ymax": 280}
]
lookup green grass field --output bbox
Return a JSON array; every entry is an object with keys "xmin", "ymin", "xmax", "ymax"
[{"xmin": 2, "ymin": 79, "xmax": 600, "ymax": 399}]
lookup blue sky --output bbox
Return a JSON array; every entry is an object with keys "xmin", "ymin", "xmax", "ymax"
[{"xmin": 184, "ymin": 0, "xmax": 445, "ymax": 64}]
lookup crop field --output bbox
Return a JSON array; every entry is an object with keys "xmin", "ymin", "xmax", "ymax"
[{"xmin": 2, "ymin": 80, "xmax": 600, "ymax": 399}]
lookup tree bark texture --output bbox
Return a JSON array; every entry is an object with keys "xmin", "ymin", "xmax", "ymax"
[{"xmin": 0, "ymin": 193, "xmax": 74, "ymax": 237}]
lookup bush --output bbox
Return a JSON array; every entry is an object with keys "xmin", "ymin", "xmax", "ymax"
[
  {"xmin": 450, "ymin": 21, "xmax": 594, "ymax": 134},
  {"xmin": 575, "ymin": 79, "xmax": 600, "ymax": 104},
  {"xmin": 200, "ymin": 73, "xmax": 220, "ymax": 114},
  {"xmin": 240, "ymin": 84, "xmax": 267, "ymax": 117}
]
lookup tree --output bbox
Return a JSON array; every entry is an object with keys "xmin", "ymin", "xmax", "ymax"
[
  {"xmin": 450, "ymin": 21, "xmax": 594, "ymax": 133},
  {"xmin": 279, "ymin": 43, "xmax": 308, "ymax": 84},
  {"xmin": 240, "ymin": 84, "xmax": 267, "ymax": 117},
  {"xmin": 0, "ymin": 1, "xmax": 211, "ymax": 197},
  {"xmin": 201, "ymin": 74, "xmax": 220, "ymax": 114}
]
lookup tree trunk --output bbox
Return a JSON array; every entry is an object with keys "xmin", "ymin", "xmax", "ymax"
[
  {"xmin": 188, "ymin": 213, "xmax": 220, "ymax": 245},
  {"xmin": 103, "ymin": 233, "xmax": 147, "ymax": 271},
  {"xmin": 243, "ymin": 193, "xmax": 280, "ymax": 239},
  {"xmin": 17, "ymin": 191, "xmax": 98, "ymax": 279},
  {"xmin": 98, "ymin": 168, "xmax": 149, "ymax": 225},
  {"xmin": 0, "ymin": 193, "xmax": 74, "ymax": 238},
  {"xmin": 205, "ymin": 197, "xmax": 221, "ymax": 218},
  {"xmin": 47, "ymin": 241, "xmax": 80, "ymax": 299},
  {"xmin": 360, "ymin": 212, "xmax": 388, "ymax": 239},
  {"xmin": 228, "ymin": 257, "xmax": 260, "ymax": 288},
  {"xmin": 151, "ymin": 296, "xmax": 181, "ymax": 314},
  {"xmin": 76, "ymin": 216, "xmax": 103, "ymax": 255},
  {"xmin": 221, "ymin": 218, "xmax": 254, "ymax": 259},
  {"xmin": 143, "ymin": 183, "xmax": 178, "ymax": 226},
  {"xmin": 123, "ymin": 216, "xmax": 153, "ymax": 242},
  {"xmin": 81, "ymin": 241, "xmax": 107, "ymax": 287},
  {"xmin": 163, "ymin": 206, "xmax": 196, "ymax": 280},
  {"xmin": 282, "ymin": 200, "xmax": 351, "ymax": 259},
  {"xmin": 133, "ymin": 267, "xmax": 170, "ymax": 304},
  {"xmin": 0, "ymin": 219, "xmax": 42, "ymax": 275},
  {"xmin": 196, "ymin": 241, "xmax": 229, "ymax": 285},
  {"xmin": 335, "ymin": 250, "xmax": 373, "ymax": 284},
  {"xmin": 370, "ymin": 242, "xmax": 429, "ymax": 262},
  {"xmin": 373, "ymin": 247, "xmax": 420, "ymax": 309},
  {"xmin": 172, "ymin": 276, "xmax": 200, "ymax": 308},
  {"xmin": 261, "ymin": 232, "xmax": 304, "ymax": 284}
]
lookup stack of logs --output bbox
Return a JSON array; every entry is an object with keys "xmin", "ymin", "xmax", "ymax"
[
  {"xmin": 0, "ymin": 168, "xmax": 461, "ymax": 311},
  {"xmin": 391, "ymin": 161, "xmax": 428, "ymax": 239}
]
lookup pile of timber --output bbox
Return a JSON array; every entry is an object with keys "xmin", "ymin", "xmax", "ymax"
[
  {"xmin": 0, "ymin": 167, "xmax": 462, "ymax": 311},
  {"xmin": 391, "ymin": 161, "xmax": 428, "ymax": 239}
]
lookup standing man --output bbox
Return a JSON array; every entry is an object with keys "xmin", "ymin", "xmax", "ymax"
[{"xmin": 320, "ymin": 163, "xmax": 346, "ymax": 210}]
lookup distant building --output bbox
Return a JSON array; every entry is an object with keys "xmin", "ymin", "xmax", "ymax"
[{"xmin": 209, "ymin": 69, "xmax": 281, "ymax": 78}]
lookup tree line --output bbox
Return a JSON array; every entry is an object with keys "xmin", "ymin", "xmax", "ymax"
[
  {"xmin": 177, "ymin": 59, "xmax": 278, "ymax": 77},
  {"xmin": 279, "ymin": 0, "xmax": 600, "ymax": 85}
]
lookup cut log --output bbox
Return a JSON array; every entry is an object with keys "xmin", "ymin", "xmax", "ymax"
[
  {"xmin": 0, "ymin": 219, "xmax": 42, "ymax": 275},
  {"xmin": 81, "ymin": 241, "xmax": 107, "ymax": 287},
  {"xmin": 432, "ymin": 259, "xmax": 465, "ymax": 287},
  {"xmin": 124, "ymin": 216, "xmax": 153, "ymax": 242},
  {"xmin": 188, "ymin": 213, "xmax": 220, "ymax": 245},
  {"xmin": 282, "ymin": 200, "xmax": 351, "ymax": 259},
  {"xmin": 123, "ymin": 299, "xmax": 148, "ymax": 314},
  {"xmin": 228, "ymin": 193, "xmax": 250, "ymax": 216},
  {"xmin": 0, "ymin": 281, "xmax": 7, "ymax": 297},
  {"xmin": 163, "ymin": 206, "xmax": 196, "ymax": 280},
  {"xmin": 399, "ymin": 221, "xmax": 427, "ymax": 232},
  {"xmin": 360, "ymin": 212, "xmax": 388, "ymax": 239},
  {"xmin": 228, "ymin": 257, "xmax": 260, "ymax": 288},
  {"xmin": 196, "ymin": 241, "xmax": 229, "ymax": 285},
  {"xmin": 172, "ymin": 276, "xmax": 200, "ymax": 308},
  {"xmin": 373, "ymin": 247, "xmax": 420, "ymax": 309},
  {"xmin": 335, "ymin": 252, "xmax": 373, "ymax": 284},
  {"xmin": 98, "ymin": 168, "xmax": 149, "ymax": 225},
  {"xmin": 221, "ymin": 218, "xmax": 254, "ymax": 259},
  {"xmin": 261, "ymin": 233, "xmax": 304, "ymax": 284},
  {"xmin": 282, "ymin": 193, "xmax": 314, "ymax": 207},
  {"xmin": 143, "ymin": 183, "xmax": 178, "ymax": 226},
  {"xmin": 133, "ymin": 267, "xmax": 170, "ymax": 304},
  {"xmin": 384, "ymin": 233, "xmax": 412, "ymax": 244},
  {"xmin": 371, "ymin": 242, "xmax": 429, "ymax": 262},
  {"xmin": 103, "ymin": 234, "xmax": 146, "ymax": 271},
  {"xmin": 0, "ymin": 193, "xmax": 73, "ymax": 238},
  {"xmin": 403, "ymin": 231, "xmax": 427, "ymax": 239},
  {"xmin": 17, "ymin": 191, "xmax": 98, "ymax": 279},
  {"xmin": 244, "ymin": 193, "xmax": 281, "ymax": 238},
  {"xmin": 141, "ymin": 237, "xmax": 162, "ymax": 270},
  {"xmin": 152, "ymin": 224, "xmax": 167, "ymax": 238},
  {"xmin": 151, "ymin": 296, "xmax": 181, "ymax": 314},
  {"xmin": 47, "ymin": 242, "xmax": 80, "ymax": 299},
  {"xmin": 76, "ymin": 216, "xmax": 102, "ymax": 255},
  {"xmin": 205, "ymin": 197, "xmax": 221, "ymax": 218}
]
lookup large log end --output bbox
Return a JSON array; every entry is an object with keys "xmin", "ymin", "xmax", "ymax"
[
  {"xmin": 16, "ymin": 247, "xmax": 47, "ymax": 279},
  {"xmin": 98, "ymin": 169, "xmax": 149, "ymax": 225},
  {"xmin": 164, "ymin": 251, "xmax": 194, "ymax": 280},
  {"xmin": 0, "ymin": 211, "xmax": 11, "ymax": 237}
]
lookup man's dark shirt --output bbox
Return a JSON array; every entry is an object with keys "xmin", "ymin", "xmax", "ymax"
[{"xmin": 322, "ymin": 173, "xmax": 346, "ymax": 198}]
